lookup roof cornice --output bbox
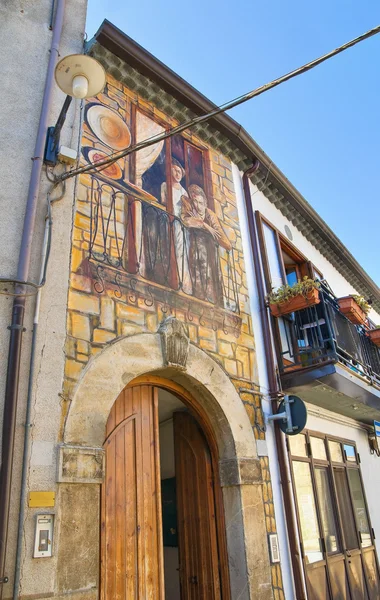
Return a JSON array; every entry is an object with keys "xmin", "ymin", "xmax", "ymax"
[{"xmin": 89, "ymin": 20, "xmax": 380, "ymax": 311}]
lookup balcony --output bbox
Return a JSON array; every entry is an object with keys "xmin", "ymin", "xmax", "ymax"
[
  {"xmin": 277, "ymin": 282, "xmax": 380, "ymax": 423},
  {"xmin": 82, "ymin": 177, "xmax": 242, "ymax": 336}
]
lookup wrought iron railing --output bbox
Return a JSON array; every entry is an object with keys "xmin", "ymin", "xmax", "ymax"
[
  {"xmin": 278, "ymin": 282, "xmax": 380, "ymax": 386},
  {"xmin": 87, "ymin": 178, "xmax": 240, "ymax": 313}
]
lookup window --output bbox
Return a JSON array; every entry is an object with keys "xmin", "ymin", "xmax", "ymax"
[
  {"xmin": 347, "ymin": 469, "xmax": 372, "ymax": 548},
  {"xmin": 256, "ymin": 213, "xmax": 325, "ymax": 368},
  {"xmin": 329, "ymin": 440, "xmax": 344, "ymax": 463},
  {"xmin": 126, "ymin": 108, "xmax": 231, "ymax": 305},
  {"xmin": 132, "ymin": 109, "xmax": 213, "ymax": 216},
  {"xmin": 314, "ymin": 468, "xmax": 339, "ymax": 554},
  {"xmin": 257, "ymin": 213, "xmax": 322, "ymax": 294},
  {"xmin": 288, "ymin": 432, "xmax": 379, "ymax": 600},
  {"xmin": 312, "ymin": 265, "xmax": 323, "ymax": 281},
  {"xmin": 292, "ymin": 461, "xmax": 323, "ymax": 563}
]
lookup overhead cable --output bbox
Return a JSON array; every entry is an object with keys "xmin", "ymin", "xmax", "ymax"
[{"xmin": 58, "ymin": 24, "xmax": 380, "ymax": 183}]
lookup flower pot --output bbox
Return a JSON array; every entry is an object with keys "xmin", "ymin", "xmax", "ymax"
[
  {"xmin": 368, "ymin": 329, "xmax": 380, "ymax": 347},
  {"xmin": 337, "ymin": 296, "xmax": 366, "ymax": 325},
  {"xmin": 269, "ymin": 288, "xmax": 320, "ymax": 317}
]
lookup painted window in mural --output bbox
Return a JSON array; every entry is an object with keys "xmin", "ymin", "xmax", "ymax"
[{"xmin": 83, "ymin": 100, "xmax": 238, "ymax": 311}]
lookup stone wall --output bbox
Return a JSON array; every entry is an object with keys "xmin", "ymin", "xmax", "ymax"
[{"xmin": 60, "ymin": 72, "xmax": 284, "ymax": 599}]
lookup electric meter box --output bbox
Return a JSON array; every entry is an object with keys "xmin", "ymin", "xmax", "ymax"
[{"xmin": 33, "ymin": 514, "xmax": 54, "ymax": 558}]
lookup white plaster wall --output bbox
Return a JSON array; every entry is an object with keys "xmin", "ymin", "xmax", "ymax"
[
  {"xmin": 234, "ymin": 163, "xmax": 380, "ymax": 599},
  {"xmin": 306, "ymin": 405, "xmax": 380, "ymax": 563},
  {"xmin": 247, "ymin": 179, "xmax": 380, "ymax": 324},
  {"xmin": 233, "ymin": 164, "xmax": 296, "ymax": 599},
  {"xmin": 0, "ymin": 1, "xmax": 87, "ymax": 597}
]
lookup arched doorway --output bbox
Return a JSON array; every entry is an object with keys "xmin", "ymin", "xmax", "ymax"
[
  {"xmin": 100, "ymin": 377, "xmax": 231, "ymax": 599},
  {"xmin": 61, "ymin": 333, "xmax": 273, "ymax": 600}
]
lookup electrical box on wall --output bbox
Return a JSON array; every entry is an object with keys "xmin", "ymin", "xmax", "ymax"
[
  {"xmin": 369, "ymin": 421, "xmax": 380, "ymax": 457},
  {"xmin": 33, "ymin": 514, "xmax": 54, "ymax": 558},
  {"xmin": 268, "ymin": 533, "xmax": 281, "ymax": 564}
]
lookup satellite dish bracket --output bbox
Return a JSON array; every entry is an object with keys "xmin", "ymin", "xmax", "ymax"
[{"xmin": 267, "ymin": 395, "xmax": 299, "ymax": 434}]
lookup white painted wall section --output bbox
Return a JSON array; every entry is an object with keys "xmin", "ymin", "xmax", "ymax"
[
  {"xmin": 232, "ymin": 163, "xmax": 296, "ymax": 600},
  {"xmin": 247, "ymin": 179, "xmax": 380, "ymax": 323}
]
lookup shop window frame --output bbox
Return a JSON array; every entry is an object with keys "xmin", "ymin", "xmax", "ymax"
[{"xmin": 287, "ymin": 430, "xmax": 380, "ymax": 600}]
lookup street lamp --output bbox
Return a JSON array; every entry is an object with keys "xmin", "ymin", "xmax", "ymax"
[{"xmin": 44, "ymin": 54, "xmax": 106, "ymax": 166}]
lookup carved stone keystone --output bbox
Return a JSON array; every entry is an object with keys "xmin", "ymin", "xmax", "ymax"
[{"xmin": 158, "ymin": 316, "xmax": 189, "ymax": 370}]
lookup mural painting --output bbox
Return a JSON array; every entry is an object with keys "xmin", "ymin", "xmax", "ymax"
[
  {"xmin": 81, "ymin": 100, "xmax": 236, "ymax": 308},
  {"xmin": 64, "ymin": 74, "xmax": 258, "ymax": 391}
]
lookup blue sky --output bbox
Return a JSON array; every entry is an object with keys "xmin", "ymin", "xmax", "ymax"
[{"xmin": 86, "ymin": 1, "xmax": 380, "ymax": 285}]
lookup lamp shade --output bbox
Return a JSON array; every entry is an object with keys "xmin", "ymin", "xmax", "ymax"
[{"xmin": 55, "ymin": 54, "xmax": 106, "ymax": 99}]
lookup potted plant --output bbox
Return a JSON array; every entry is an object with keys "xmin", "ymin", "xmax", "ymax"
[
  {"xmin": 267, "ymin": 277, "xmax": 320, "ymax": 317},
  {"xmin": 337, "ymin": 294, "xmax": 370, "ymax": 326},
  {"xmin": 368, "ymin": 326, "xmax": 380, "ymax": 347}
]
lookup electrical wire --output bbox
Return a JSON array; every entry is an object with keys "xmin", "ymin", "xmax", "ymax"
[
  {"xmin": 0, "ymin": 178, "xmax": 66, "ymax": 297},
  {"xmin": 58, "ymin": 23, "xmax": 380, "ymax": 183}
]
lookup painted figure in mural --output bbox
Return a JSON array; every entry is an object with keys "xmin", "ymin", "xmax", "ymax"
[
  {"xmin": 160, "ymin": 158, "xmax": 188, "ymax": 214},
  {"xmin": 181, "ymin": 184, "xmax": 231, "ymax": 304},
  {"xmin": 160, "ymin": 159, "xmax": 192, "ymax": 293}
]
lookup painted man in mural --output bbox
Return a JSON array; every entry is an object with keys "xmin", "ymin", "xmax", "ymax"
[{"xmin": 181, "ymin": 184, "xmax": 232, "ymax": 304}]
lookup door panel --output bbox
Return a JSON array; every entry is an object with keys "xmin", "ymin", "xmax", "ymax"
[
  {"xmin": 174, "ymin": 411, "xmax": 222, "ymax": 599},
  {"xmin": 306, "ymin": 564, "xmax": 331, "ymax": 600},
  {"xmin": 101, "ymin": 385, "xmax": 164, "ymax": 600},
  {"xmin": 362, "ymin": 549, "xmax": 380, "ymax": 600},
  {"xmin": 329, "ymin": 558, "xmax": 351, "ymax": 600},
  {"xmin": 347, "ymin": 553, "xmax": 368, "ymax": 600}
]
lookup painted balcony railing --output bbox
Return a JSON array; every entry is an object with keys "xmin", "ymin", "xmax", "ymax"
[
  {"xmin": 278, "ymin": 282, "xmax": 380, "ymax": 386},
  {"xmin": 87, "ymin": 179, "xmax": 240, "ymax": 314}
]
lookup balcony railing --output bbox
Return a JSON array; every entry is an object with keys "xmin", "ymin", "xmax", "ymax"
[
  {"xmin": 87, "ymin": 177, "xmax": 240, "ymax": 313},
  {"xmin": 278, "ymin": 282, "xmax": 380, "ymax": 386}
]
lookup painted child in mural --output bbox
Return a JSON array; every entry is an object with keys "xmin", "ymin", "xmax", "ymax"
[
  {"xmin": 160, "ymin": 159, "xmax": 192, "ymax": 293},
  {"xmin": 181, "ymin": 184, "xmax": 232, "ymax": 304}
]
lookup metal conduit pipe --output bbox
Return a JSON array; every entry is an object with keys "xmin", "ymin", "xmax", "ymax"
[
  {"xmin": 242, "ymin": 164, "xmax": 307, "ymax": 600},
  {"xmin": 0, "ymin": 0, "xmax": 66, "ymax": 592},
  {"xmin": 12, "ymin": 209, "xmax": 51, "ymax": 600}
]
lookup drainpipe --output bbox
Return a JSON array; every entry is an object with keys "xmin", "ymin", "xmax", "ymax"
[
  {"xmin": 242, "ymin": 164, "xmax": 307, "ymax": 600},
  {"xmin": 0, "ymin": 0, "xmax": 66, "ymax": 592},
  {"xmin": 12, "ymin": 208, "xmax": 52, "ymax": 600}
]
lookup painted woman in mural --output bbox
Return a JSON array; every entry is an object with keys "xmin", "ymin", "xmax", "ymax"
[
  {"xmin": 181, "ymin": 184, "xmax": 231, "ymax": 304},
  {"xmin": 160, "ymin": 158, "xmax": 187, "ymax": 212},
  {"xmin": 161, "ymin": 159, "xmax": 192, "ymax": 293}
]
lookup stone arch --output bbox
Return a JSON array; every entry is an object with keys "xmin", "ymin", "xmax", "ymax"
[
  {"xmin": 64, "ymin": 332, "xmax": 256, "ymax": 462},
  {"xmin": 60, "ymin": 332, "xmax": 273, "ymax": 600}
]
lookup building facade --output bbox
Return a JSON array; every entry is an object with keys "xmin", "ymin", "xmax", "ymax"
[
  {"xmin": 238, "ymin": 168, "xmax": 380, "ymax": 600},
  {"xmin": 1, "ymin": 13, "xmax": 380, "ymax": 600},
  {"xmin": 0, "ymin": 1, "xmax": 87, "ymax": 598}
]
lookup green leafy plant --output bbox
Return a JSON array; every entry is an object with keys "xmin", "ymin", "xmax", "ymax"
[
  {"xmin": 267, "ymin": 276, "xmax": 320, "ymax": 305},
  {"xmin": 351, "ymin": 295, "xmax": 371, "ymax": 315}
]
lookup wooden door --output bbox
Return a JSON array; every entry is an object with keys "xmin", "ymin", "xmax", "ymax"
[
  {"xmin": 101, "ymin": 385, "xmax": 164, "ymax": 600},
  {"xmin": 174, "ymin": 411, "xmax": 222, "ymax": 599}
]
